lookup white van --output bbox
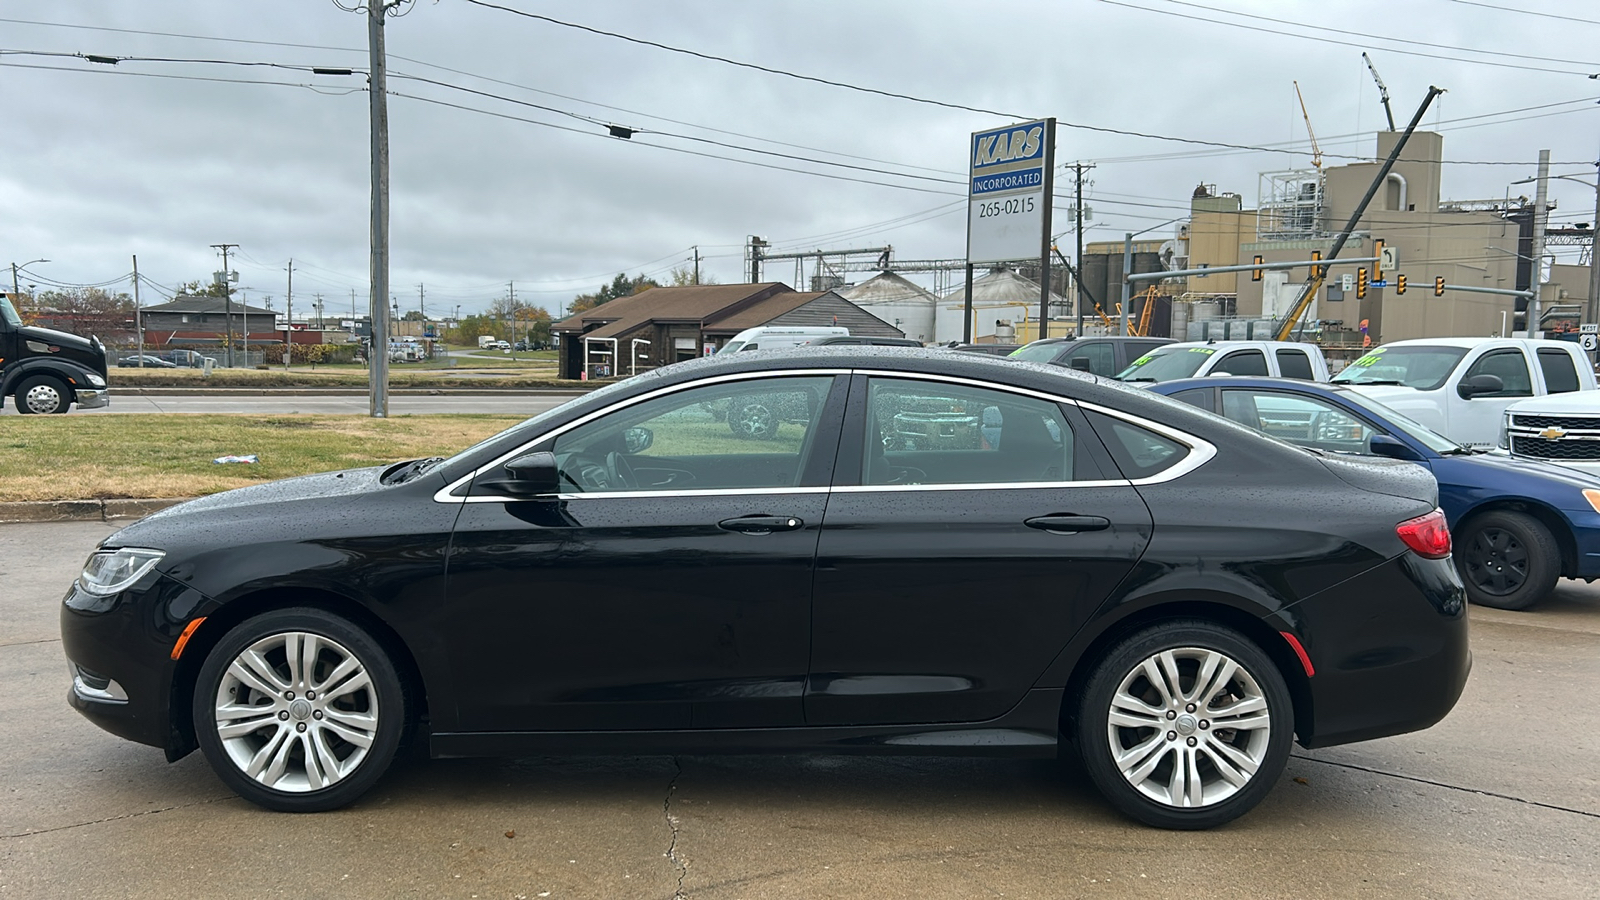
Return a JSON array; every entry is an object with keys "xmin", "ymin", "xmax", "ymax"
[
  {"xmin": 1116, "ymin": 340, "xmax": 1330, "ymax": 383},
  {"xmin": 1333, "ymin": 337, "xmax": 1597, "ymax": 449},
  {"xmin": 718, "ymin": 326, "xmax": 848, "ymax": 354}
]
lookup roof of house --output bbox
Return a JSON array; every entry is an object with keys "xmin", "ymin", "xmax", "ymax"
[
  {"xmin": 144, "ymin": 296, "xmax": 277, "ymax": 317},
  {"xmin": 704, "ymin": 291, "xmax": 823, "ymax": 332},
  {"xmin": 553, "ymin": 283, "xmax": 794, "ymax": 339}
]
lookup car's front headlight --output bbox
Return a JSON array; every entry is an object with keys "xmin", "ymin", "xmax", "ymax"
[
  {"xmin": 84, "ymin": 372, "xmax": 107, "ymax": 387},
  {"xmin": 78, "ymin": 548, "xmax": 166, "ymax": 596}
]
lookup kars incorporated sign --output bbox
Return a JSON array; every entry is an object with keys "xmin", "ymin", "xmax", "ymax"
[{"xmin": 967, "ymin": 118, "xmax": 1053, "ymax": 265}]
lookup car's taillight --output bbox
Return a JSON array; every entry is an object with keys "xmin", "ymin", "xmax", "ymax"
[{"xmin": 1396, "ymin": 509, "xmax": 1451, "ymax": 559}]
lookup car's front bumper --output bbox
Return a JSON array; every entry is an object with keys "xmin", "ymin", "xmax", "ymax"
[
  {"xmin": 1269, "ymin": 552, "xmax": 1471, "ymax": 749},
  {"xmin": 73, "ymin": 388, "xmax": 109, "ymax": 410}
]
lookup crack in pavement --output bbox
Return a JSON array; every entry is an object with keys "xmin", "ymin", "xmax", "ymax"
[
  {"xmin": 2, "ymin": 795, "xmax": 235, "ymax": 839},
  {"xmin": 1293, "ymin": 754, "xmax": 1600, "ymax": 819},
  {"xmin": 663, "ymin": 756, "xmax": 688, "ymax": 900},
  {"xmin": 0, "ymin": 638, "xmax": 62, "ymax": 649}
]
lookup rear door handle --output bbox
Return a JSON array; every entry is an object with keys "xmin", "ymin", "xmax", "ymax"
[
  {"xmin": 718, "ymin": 515, "xmax": 804, "ymax": 535},
  {"xmin": 1025, "ymin": 514, "xmax": 1111, "ymax": 534}
]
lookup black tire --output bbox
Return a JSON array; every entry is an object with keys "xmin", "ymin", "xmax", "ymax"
[
  {"xmin": 1075, "ymin": 620, "xmax": 1293, "ymax": 830},
  {"xmin": 728, "ymin": 399, "xmax": 780, "ymax": 440},
  {"xmin": 1456, "ymin": 510, "xmax": 1560, "ymax": 611},
  {"xmin": 192, "ymin": 608, "xmax": 408, "ymax": 812},
  {"xmin": 14, "ymin": 374, "xmax": 71, "ymax": 414}
]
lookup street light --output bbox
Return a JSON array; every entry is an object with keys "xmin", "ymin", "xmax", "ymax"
[
  {"xmin": 10, "ymin": 259, "xmax": 49, "ymax": 307},
  {"xmin": 1119, "ymin": 217, "xmax": 1186, "ymax": 335},
  {"xmin": 1513, "ymin": 170, "xmax": 1600, "ymax": 328}
]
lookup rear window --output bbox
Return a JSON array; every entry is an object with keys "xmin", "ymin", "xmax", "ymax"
[
  {"xmin": 1537, "ymin": 348, "xmax": 1581, "ymax": 393},
  {"xmin": 1084, "ymin": 409, "xmax": 1191, "ymax": 479}
]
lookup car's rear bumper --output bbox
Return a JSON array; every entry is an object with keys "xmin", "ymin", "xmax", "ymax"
[{"xmin": 1270, "ymin": 553, "xmax": 1471, "ymax": 749}]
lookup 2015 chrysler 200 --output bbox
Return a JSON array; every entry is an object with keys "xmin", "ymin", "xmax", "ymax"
[{"xmin": 62, "ymin": 348, "xmax": 1469, "ymax": 829}]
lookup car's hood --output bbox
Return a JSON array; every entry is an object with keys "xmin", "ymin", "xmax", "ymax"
[
  {"xmin": 19, "ymin": 324, "xmax": 97, "ymax": 353},
  {"xmin": 1434, "ymin": 449, "xmax": 1600, "ymax": 491},
  {"xmin": 1506, "ymin": 391, "xmax": 1600, "ymax": 415}
]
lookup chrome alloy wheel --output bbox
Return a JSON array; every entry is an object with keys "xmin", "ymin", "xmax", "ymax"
[
  {"xmin": 212, "ymin": 631, "xmax": 380, "ymax": 793},
  {"xmin": 1106, "ymin": 647, "xmax": 1273, "ymax": 809},
  {"xmin": 23, "ymin": 381, "xmax": 65, "ymax": 414}
]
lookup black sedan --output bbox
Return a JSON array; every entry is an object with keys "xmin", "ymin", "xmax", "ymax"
[
  {"xmin": 117, "ymin": 355, "xmax": 178, "ymax": 368},
  {"xmin": 62, "ymin": 349, "xmax": 1470, "ymax": 829}
]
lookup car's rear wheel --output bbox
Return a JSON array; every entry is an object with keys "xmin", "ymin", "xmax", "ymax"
[
  {"xmin": 1076, "ymin": 620, "xmax": 1292, "ymax": 830},
  {"xmin": 1457, "ymin": 510, "xmax": 1559, "ymax": 610},
  {"xmin": 15, "ymin": 375, "xmax": 71, "ymax": 414},
  {"xmin": 193, "ymin": 608, "xmax": 406, "ymax": 812}
]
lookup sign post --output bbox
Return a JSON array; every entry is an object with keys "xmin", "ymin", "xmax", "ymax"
[{"xmin": 966, "ymin": 118, "xmax": 1055, "ymax": 339}]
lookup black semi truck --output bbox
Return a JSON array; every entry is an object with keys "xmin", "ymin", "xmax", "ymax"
[{"xmin": 0, "ymin": 293, "xmax": 109, "ymax": 414}]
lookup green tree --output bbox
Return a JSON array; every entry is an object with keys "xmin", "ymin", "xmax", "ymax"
[
  {"xmin": 668, "ymin": 266, "xmax": 717, "ymax": 287},
  {"xmin": 567, "ymin": 272, "xmax": 659, "ymax": 314},
  {"xmin": 36, "ymin": 287, "xmax": 137, "ymax": 337},
  {"xmin": 175, "ymin": 279, "xmax": 231, "ymax": 298}
]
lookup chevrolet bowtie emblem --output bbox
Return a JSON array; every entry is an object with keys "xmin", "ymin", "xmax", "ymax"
[{"xmin": 1538, "ymin": 427, "xmax": 1568, "ymax": 440}]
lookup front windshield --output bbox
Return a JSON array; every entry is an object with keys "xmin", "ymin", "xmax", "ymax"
[
  {"xmin": 1116, "ymin": 346, "xmax": 1214, "ymax": 382},
  {"xmin": 1332, "ymin": 345, "xmax": 1468, "ymax": 390},
  {"xmin": 1009, "ymin": 342, "xmax": 1064, "ymax": 363},
  {"xmin": 717, "ymin": 341, "xmax": 745, "ymax": 355},
  {"xmin": 1339, "ymin": 387, "xmax": 1463, "ymax": 454},
  {"xmin": 0, "ymin": 295, "xmax": 21, "ymax": 329}
]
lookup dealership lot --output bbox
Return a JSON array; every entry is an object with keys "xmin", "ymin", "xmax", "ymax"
[{"xmin": 4, "ymin": 520, "xmax": 1597, "ymax": 898}]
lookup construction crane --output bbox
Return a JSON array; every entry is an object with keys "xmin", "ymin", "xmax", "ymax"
[
  {"xmin": 1362, "ymin": 52, "xmax": 1397, "ymax": 131},
  {"xmin": 1130, "ymin": 285, "xmax": 1162, "ymax": 337},
  {"xmin": 1293, "ymin": 81, "xmax": 1322, "ymax": 169}
]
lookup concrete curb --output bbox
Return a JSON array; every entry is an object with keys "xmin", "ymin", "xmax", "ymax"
[{"xmin": 0, "ymin": 498, "xmax": 192, "ymax": 524}]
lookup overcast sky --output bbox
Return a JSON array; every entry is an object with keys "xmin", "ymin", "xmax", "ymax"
[{"xmin": 2, "ymin": 0, "xmax": 1596, "ymax": 319}]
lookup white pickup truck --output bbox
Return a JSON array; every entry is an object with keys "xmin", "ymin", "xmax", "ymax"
[
  {"xmin": 1502, "ymin": 391, "xmax": 1600, "ymax": 478},
  {"xmin": 1333, "ymin": 337, "xmax": 1597, "ymax": 449},
  {"xmin": 1116, "ymin": 340, "xmax": 1331, "ymax": 383}
]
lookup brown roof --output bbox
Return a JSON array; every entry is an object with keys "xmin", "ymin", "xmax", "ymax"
[
  {"xmin": 704, "ymin": 292, "xmax": 826, "ymax": 333},
  {"xmin": 553, "ymin": 283, "xmax": 793, "ymax": 339}
]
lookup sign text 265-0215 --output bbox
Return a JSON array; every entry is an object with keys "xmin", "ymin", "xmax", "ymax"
[{"xmin": 976, "ymin": 196, "xmax": 1038, "ymax": 219}]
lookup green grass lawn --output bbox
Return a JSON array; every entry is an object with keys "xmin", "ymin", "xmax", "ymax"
[{"xmin": 0, "ymin": 414, "xmax": 525, "ymax": 502}]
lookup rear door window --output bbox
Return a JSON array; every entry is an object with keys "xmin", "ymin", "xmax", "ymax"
[
  {"xmin": 1536, "ymin": 348, "xmax": 1581, "ymax": 393},
  {"xmin": 1213, "ymin": 350, "xmax": 1268, "ymax": 376},
  {"xmin": 1275, "ymin": 349, "xmax": 1315, "ymax": 380}
]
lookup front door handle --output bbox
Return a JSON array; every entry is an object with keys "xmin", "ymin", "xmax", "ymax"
[
  {"xmin": 1025, "ymin": 514, "xmax": 1111, "ymax": 534},
  {"xmin": 718, "ymin": 515, "xmax": 804, "ymax": 535}
]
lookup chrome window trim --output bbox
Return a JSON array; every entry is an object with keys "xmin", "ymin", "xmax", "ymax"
[
  {"xmin": 435, "ymin": 366, "xmax": 1216, "ymax": 504},
  {"xmin": 434, "ymin": 368, "xmax": 850, "ymax": 504}
]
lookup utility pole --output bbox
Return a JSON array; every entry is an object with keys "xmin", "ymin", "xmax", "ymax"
[
  {"xmin": 351, "ymin": 288, "xmax": 358, "ymax": 322},
  {"xmin": 131, "ymin": 255, "xmax": 144, "ymax": 364},
  {"xmin": 1072, "ymin": 161, "xmax": 1094, "ymax": 336},
  {"xmin": 748, "ymin": 236, "xmax": 767, "ymax": 283},
  {"xmin": 417, "ymin": 282, "xmax": 425, "ymax": 320},
  {"xmin": 692, "ymin": 246, "xmax": 701, "ymax": 285},
  {"xmin": 1529, "ymin": 149, "xmax": 1550, "ymax": 338},
  {"xmin": 508, "ymin": 281, "xmax": 517, "ymax": 348},
  {"xmin": 314, "ymin": 293, "xmax": 324, "ymax": 328},
  {"xmin": 367, "ymin": 0, "xmax": 393, "ymax": 417},
  {"xmin": 211, "ymin": 243, "xmax": 238, "ymax": 367},
  {"xmin": 1588, "ymin": 148, "xmax": 1600, "ymax": 330},
  {"xmin": 285, "ymin": 258, "xmax": 294, "ymax": 370},
  {"xmin": 1037, "ymin": 119, "xmax": 1057, "ymax": 339}
]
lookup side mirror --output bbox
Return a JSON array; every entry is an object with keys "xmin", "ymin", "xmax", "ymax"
[
  {"xmin": 1457, "ymin": 373, "xmax": 1503, "ymax": 399},
  {"xmin": 498, "ymin": 451, "xmax": 560, "ymax": 496},
  {"xmin": 623, "ymin": 426, "xmax": 653, "ymax": 454},
  {"xmin": 1068, "ymin": 357, "xmax": 1093, "ymax": 372},
  {"xmin": 1369, "ymin": 434, "xmax": 1424, "ymax": 461}
]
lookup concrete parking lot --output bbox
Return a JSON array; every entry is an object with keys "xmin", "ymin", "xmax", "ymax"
[{"xmin": 3, "ymin": 521, "xmax": 1597, "ymax": 899}]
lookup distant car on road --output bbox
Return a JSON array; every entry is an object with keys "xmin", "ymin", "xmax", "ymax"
[
  {"xmin": 117, "ymin": 355, "xmax": 179, "ymax": 368},
  {"xmin": 1151, "ymin": 375, "xmax": 1600, "ymax": 611}
]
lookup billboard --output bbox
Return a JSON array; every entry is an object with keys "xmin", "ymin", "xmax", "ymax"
[{"xmin": 966, "ymin": 118, "xmax": 1054, "ymax": 265}]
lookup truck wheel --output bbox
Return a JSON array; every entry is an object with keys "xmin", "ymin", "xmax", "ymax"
[
  {"xmin": 15, "ymin": 375, "xmax": 71, "ymax": 414},
  {"xmin": 1457, "ymin": 510, "xmax": 1560, "ymax": 610}
]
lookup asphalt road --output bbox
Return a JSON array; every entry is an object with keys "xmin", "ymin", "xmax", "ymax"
[
  {"xmin": 0, "ymin": 392, "xmax": 577, "ymax": 417},
  {"xmin": 3, "ymin": 521, "xmax": 1597, "ymax": 899}
]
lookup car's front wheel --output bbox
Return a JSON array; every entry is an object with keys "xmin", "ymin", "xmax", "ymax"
[
  {"xmin": 1457, "ymin": 509, "xmax": 1560, "ymax": 610},
  {"xmin": 15, "ymin": 375, "xmax": 71, "ymax": 414},
  {"xmin": 192, "ymin": 608, "xmax": 407, "ymax": 812},
  {"xmin": 1076, "ymin": 620, "xmax": 1292, "ymax": 829}
]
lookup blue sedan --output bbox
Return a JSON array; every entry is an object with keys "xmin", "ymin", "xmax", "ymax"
[{"xmin": 1149, "ymin": 376, "xmax": 1600, "ymax": 610}]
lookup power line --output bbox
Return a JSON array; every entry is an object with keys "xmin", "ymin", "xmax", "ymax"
[
  {"xmin": 1146, "ymin": 0, "xmax": 1599, "ymax": 68},
  {"xmin": 1445, "ymin": 0, "xmax": 1600, "ymax": 27},
  {"xmin": 0, "ymin": 59, "xmax": 362, "ymax": 93},
  {"xmin": 1100, "ymin": 0, "xmax": 1597, "ymax": 76}
]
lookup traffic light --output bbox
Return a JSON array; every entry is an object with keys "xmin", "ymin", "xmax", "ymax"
[
  {"xmin": 1434, "ymin": 276, "xmax": 1445, "ymax": 297},
  {"xmin": 1310, "ymin": 250, "xmax": 1325, "ymax": 279},
  {"xmin": 1373, "ymin": 240, "xmax": 1385, "ymax": 280},
  {"xmin": 1252, "ymin": 256, "xmax": 1264, "ymax": 282},
  {"xmin": 1356, "ymin": 267, "xmax": 1368, "ymax": 299},
  {"xmin": 1396, "ymin": 274, "xmax": 1407, "ymax": 295}
]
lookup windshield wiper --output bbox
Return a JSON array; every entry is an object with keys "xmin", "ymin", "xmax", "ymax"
[{"xmin": 386, "ymin": 456, "xmax": 445, "ymax": 484}]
